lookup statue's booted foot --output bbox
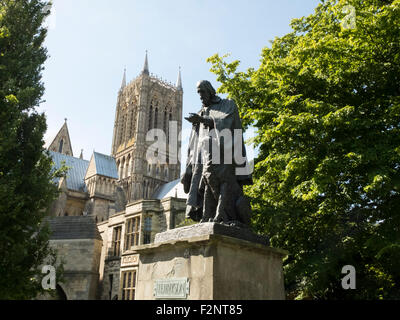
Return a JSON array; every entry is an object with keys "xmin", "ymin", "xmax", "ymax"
[{"xmin": 213, "ymin": 211, "xmax": 228, "ymax": 224}]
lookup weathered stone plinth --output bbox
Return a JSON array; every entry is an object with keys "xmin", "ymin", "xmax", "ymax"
[{"xmin": 134, "ymin": 222, "xmax": 287, "ymax": 300}]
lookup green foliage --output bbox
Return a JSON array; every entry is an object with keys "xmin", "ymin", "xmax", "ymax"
[
  {"xmin": 0, "ymin": 0, "xmax": 64, "ymax": 299},
  {"xmin": 208, "ymin": 0, "xmax": 400, "ymax": 299}
]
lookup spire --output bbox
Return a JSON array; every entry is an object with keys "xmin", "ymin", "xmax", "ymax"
[
  {"xmin": 80, "ymin": 149, "xmax": 83, "ymax": 159},
  {"xmin": 120, "ymin": 68, "xmax": 126, "ymax": 90},
  {"xmin": 176, "ymin": 66, "xmax": 182, "ymax": 90},
  {"xmin": 142, "ymin": 50, "xmax": 149, "ymax": 75}
]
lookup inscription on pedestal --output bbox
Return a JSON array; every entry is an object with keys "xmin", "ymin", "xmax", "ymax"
[{"xmin": 154, "ymin": 278, "xmax": 190, "ymax": 299}]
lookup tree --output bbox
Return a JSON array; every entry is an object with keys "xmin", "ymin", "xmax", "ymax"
[
  {"xmin": 0, "ymin": 0, "xmax": 63, "ymax": 299},
  {"xmin": 208, "ymin": 0, "xmax": 400, "ymax": 299}
]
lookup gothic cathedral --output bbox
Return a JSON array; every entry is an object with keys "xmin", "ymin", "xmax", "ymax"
[
  {"xmin": 45, "ymin": 53, "xmax": 187, "ymax": 300},
  {"xmin": 111, "ymin": 52, "xmax": 183, "ymax": 203}
]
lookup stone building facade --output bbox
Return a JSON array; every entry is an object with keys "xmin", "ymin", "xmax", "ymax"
[
  {"xmin": 97, "ymin": 190, "xmax": 187, "ymax": 300},
  {"xmin": 47, "ymin": 54, "xmax": 187, "ymax": 300}
]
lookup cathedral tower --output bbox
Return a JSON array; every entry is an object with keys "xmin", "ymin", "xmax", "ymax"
[{"xmin": 111, "ymin": 52, "xmax": 183, "ymax": 202}]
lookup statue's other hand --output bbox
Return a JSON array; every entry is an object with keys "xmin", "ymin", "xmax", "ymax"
[{"xmin": 180, "ymin": 165, "xmax": 192, "ymax": 194}]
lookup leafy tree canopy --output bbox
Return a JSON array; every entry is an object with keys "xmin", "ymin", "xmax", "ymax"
[
  {"xmin": 208, "ymin": 0, "xmax": 400, "ymax": 299},
  {"xmin": 0, "ymin": 0, "xmax": 64, "ymax": 299}
]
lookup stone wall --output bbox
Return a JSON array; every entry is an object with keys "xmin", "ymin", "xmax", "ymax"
[
  {"xmin": 96, "ymin": 197, "xmax": 187, "ymax": 299},
  {"xmin": 50, "ymin": 238, "xmax": 102, "ymax": 300},
  {"xmin": 101, "ymin": 258, "xmax": 121, "ymax": 300}
]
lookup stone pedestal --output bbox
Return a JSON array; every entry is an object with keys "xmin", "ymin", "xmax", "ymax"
[{"xmin": 134, "ymin": 222, "xmax": 287, "ymax": 300}]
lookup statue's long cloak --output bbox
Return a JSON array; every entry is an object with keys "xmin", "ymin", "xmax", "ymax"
[{"xmin": 181, "ymin": 97, "xmax": 252, "ymax": 220}]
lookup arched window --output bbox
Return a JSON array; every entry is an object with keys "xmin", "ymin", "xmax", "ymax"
[
  {"xmin": 163, "ymin": 108, "xmax": 167, "ymax": 134},
  {"xmin": 148, "ymin": 104, "xmax": 153, "ymax": 130},
  {"xmin": 58, "ymin": 139, "xmax": 64, "ymax": 153},
  {"xmin": 129, "ymin": 110, "xmax": 135, "ymax": 138},
  {"xmin": 121, "ymin": 115, "xmax": 126, "ymax": 143},
  {"xmin": 143, "ymin": 180, "xmax": 147, "ymax": 199},
  {"xmin": 168, "ymin": 112, "xmax": 172, "ymax": 143},
  {"xmin": 118, "ymin": 118, "xmax": 123, "ymax": 145},
  {"xmin": 154, "ymin": 107, "xmax": 158, "ymax": 129}
]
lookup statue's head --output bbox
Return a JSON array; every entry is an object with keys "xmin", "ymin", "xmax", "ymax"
[{"xmin": 196, "ymin": 80, "xmax": 216, "ymax": 107}]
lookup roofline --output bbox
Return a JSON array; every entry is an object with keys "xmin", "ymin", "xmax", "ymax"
[
  {"xmin": 49, "ymin": 122, "xmax": 74, "ymax": 157},
  {"xmin": 84, "ymin": 173, "xmax": 118, "ymax": 181},
  {"xmin": 48, "ymin": 150, "xmax": 89, "ymax": 163}
]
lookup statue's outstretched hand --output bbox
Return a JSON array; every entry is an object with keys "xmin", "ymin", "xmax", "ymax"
[{"xmin": 185, "ymin": 113, "xmax": 203, "ymax": 124}]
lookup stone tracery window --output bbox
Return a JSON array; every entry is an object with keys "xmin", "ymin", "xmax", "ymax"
[
  {"xmin": 129, "ymin": 109, "xmax": 135, "ymax": 139},
  {"xmin": 119, "ymin": 114, "xmax": 127, "ymax": 146},
  {"xmin": 154, "ymin": 107, "xmax": 158, "ymax": 129},
  {"xmin": 163, "ymin": 108, "xmax": 167, "ymax": 134}
]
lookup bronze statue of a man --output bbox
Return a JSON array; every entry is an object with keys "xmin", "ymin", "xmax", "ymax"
[{"xmin": 181, "ymin": 80, "xmax": 253, "ymax": 227}]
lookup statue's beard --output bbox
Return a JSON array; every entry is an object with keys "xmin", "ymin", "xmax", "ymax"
[
  {"xmin": 201, "ymin": 98, "xmax": 212, "ymax": 107},
  {"xmin": 201, "ymin": 94, "xmax": 219, "ymax": 108}
]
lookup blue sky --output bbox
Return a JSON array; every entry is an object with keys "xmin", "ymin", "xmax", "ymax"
[{"xmin": 40, "ymin": 0, "xmax": 320, "ymax": 167}]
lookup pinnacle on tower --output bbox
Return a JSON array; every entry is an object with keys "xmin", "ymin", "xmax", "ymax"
[
  {"xmin": 142, "ymin": 50, "xmax": 149, "ymax": 75},
  {"xmin": 121, "ymin": 68, "xmax": 126, "ymax": 90},
  {"xmin": 176, "ymin": 66, "xmax": 182, "ymax": 90}
]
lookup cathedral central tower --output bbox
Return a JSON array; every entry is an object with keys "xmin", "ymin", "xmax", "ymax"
[{"xmin": 111, "ymin": 53, "xmax": 183, "ymax": 202}]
